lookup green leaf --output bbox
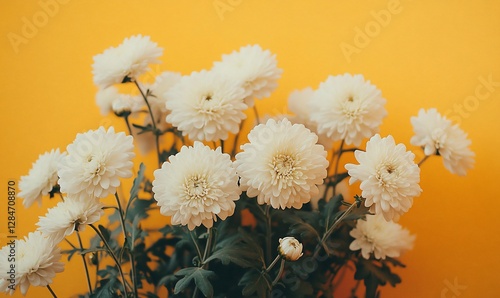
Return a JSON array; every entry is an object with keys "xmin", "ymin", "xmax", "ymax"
[
  {"xmin": 204, "ymin": 246, "xmax": 260, "ymax": 268},
  {"xmin": 174, "ymin": 267, "xmax": 216, "ymax": 297},
  {"xmin": 238, "ymin": 269, "xmax": 271, "ymax": 297},
  {"xmin": 283, "ymin": 213, "xmax": 320, "ymax": 240},
  {"xmin": 98, "ymin": 225, "xmax": 111, "ymax": 242},
  {"xmin": 323, "ymin": 194, "xmax": 343, "ymax": 229},
  {"xmin": 129, "ymin": 163, "xmax": 145, "ymax": 203}
]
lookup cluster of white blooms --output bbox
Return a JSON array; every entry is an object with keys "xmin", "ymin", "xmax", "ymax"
[
  {"xmin": 12, "ymin": 35, "xmax": 477, "ymax": 295},
  {"xmin": 0, "ymin": 232, "xmax": 64, "ymax": 295},
  {"xmin": 349, "ymin": 214, "xmax": 415, "ymax": 260}
]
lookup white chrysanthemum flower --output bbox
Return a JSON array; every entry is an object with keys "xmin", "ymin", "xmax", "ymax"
[
  {"xmin": 349, "ymin": 214, "xmax": 415, "ymax": 260},
  {"xmin": 278, "ymin": 237, "xmax": 303, "ymax": 261},
  {"xmin": 111, "ymin": 94, "xmax": 143, "ymax": 116},
  {"xmin": 19, "ymin": 149, "xmax": 65, "ymax": 208},
  {"xmin": 235, "ymin": 118, "xmax": 328, "ymax": 209},
  {"xmin": 165, "ymin": 70, "xmax": 248, "ymax": 141},
  {"xmin": 288, "ymin": 88, "xmax": 333, "ymax": 149},
  {"xmin": 58, "ymin": 126, "xmax": 135, "ymax": 200},
  {"xmin": 0, "ymin": 231, "xmax": 64, "ymax": 295},
  {"xmin": 152, "ymin": 141, "xmax": 241, "ymax": 230},
  {"xmin": 309, "ymin": 74, "xmax": 387, "ymax": 146},
  {"xmin": 92, "ymin": 35, "xmax": 163, "ymax": 88},
  {"xmin": 149, "ymin": 71, "xmax": 182, "ymax": 113},
  {"xmin": 345, "ymin": 134, "xmax": 422, "ymax": 221},
  {"xmin": 410, "ymin": 108, "xmax": 474, "ymax": 176},
  {"xmin": 37, "ymin": 197, "xmax": 104, "ymax": 243},
  {"xmin": 96, "ymin": 86, "xmax": 121, "ymax": 116},
  {"xmin": 212, "ymin": 44, "xmax": 282, "ymax": 106}
]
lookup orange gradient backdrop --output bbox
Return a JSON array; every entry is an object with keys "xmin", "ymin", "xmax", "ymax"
[{"xmin": 1, "ymin": 1, "xmax": 499, "ymax": 297}]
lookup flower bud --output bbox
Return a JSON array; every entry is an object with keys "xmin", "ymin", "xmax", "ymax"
[{"xmin": 278, "ymin": 237, "xmax": 303, "ymax": 261}]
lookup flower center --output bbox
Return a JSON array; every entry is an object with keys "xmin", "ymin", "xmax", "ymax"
[
  {"xmin": 272, "ymin": 154, "xmax": 296, "ymax": 180},
  {"xmin": 431, "ymin": 128, "xmax": 446, "ymax": 151},
  {"xmin": 376, "ymin": 163, "xmax": 398, "ymax": 186},
  {"xmin": 203, "ymin": 93, "xmax": 213, "ymax": 101},
  {"xmin": 342, "ymin": 95, "xmax": 362, "ymax": 119},
  {"xmin": 184, "ymin": 175, "xmax": 209, "ymax": 201},
  {"xmin": 84, "ymin": 156, "xmax": 105, "ymax": 180}
]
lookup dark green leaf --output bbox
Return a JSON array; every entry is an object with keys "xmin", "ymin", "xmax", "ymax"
[
  {"xmin": 174, "ymin": 267, "xmax": 216, "ymax": 297},
  {"xmin": 129, "ymin": 163, "xmax": 145, "ymax": 203},
  {"xmin": 238, "ymin": 269, "xmax": 271, "ymax": 297}
]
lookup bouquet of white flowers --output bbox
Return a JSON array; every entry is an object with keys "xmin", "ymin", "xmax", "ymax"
[{"xmin": 3, "ymin": 35, "xmax": 474, "ymax": 298}]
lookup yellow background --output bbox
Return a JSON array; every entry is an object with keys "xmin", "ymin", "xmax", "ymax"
[{"xmin": 1, "ymin": 0, "xmax": 500, "ymax": 297}]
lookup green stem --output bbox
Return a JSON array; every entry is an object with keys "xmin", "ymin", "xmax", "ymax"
[
  {"xmin": 314, "ymin": 202, "xmax": 357, "ymax": 259},
  {"xmin": 115, "ymin": 193, "xmax": 139, "ymax": 298},
  {"xmin": 265, "ymin": 255, "xmax": 281, "ymax": 273},
  {"xmin": 46, "ymin": 285, "xmax": 57, "ymax": 298},
  {"xmin": 202, "ymin": 228, "xmax": 213, "ymax": 265},
  {"xmin": 90, "ymin": 224, "xmax": 129, "ymax": 296},
  {"xmin": 134, "ymin": 80, "xmax": 161, "ymax": 167},
  {"xmin": 253, "ymin": 105, "xmax": 261, "ymax": 125},
  {"xmin": 271, "ymin": 259, "xmax": 286, "ymax": 286},
  {"xmin": 418, "ymin": 154, "xmax": 430, "ymax": 167},
  {"xmin": 63, "ymin": 238, "xmax": 77, "ymax": 249},
  {"xmin": 332, "ymin": 140, "xmax": 345, "ymax": 197},
  {"xmin": 265, "ymin": 205, "xmax": 272, "ymax": 264},
  {"xmin": 231, "ymin": 119, "xmax": 245, "ymax": 157},
  {"xmin": 76, "ymin": 231, "xmax": 93, "ymax": 295},
  {"xmin": 124, "ymin": 115, "xmax": 133, "ymax": 135},
  {"xmin": 189, "ymin": 231, "xmax": 203, "ymax": 261}
]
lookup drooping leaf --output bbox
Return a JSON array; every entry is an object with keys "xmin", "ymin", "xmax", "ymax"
[
  {"xmin": 174, "ymin": 267, "xmax": 216, "ymax": 297},
  {"xmin": 238, "ymin": 269, "xmax": 271, "ymax": 297}
]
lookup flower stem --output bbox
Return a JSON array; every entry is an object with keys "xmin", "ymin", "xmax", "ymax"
[
  {"xmin": 189, "ymin": 231, "xmax": 203, "ymax": 261},
  {"xmin": 76, "ymin": 231, "xmax": 93, "ymax": 295},
  {"xmin": 231, "ymin": 119, "xmax": 245, "ymax": 157},
  {"xmin": 265, "ymin": 205, "xmax": 272, "ymax": 264},
  {"xmin": 271, "ymin": 259, "xmax": 286, "ymax": 286},
  {"xmin": 418, "ymin": 154, "xmax": 430, "ymax": 167},
  {"xmin": 253, "ymin": 105, "xmax": 261, "ymax": 125},
  {"xmin": 114, "ymin": 193, "xmax": 139, "ymax": 298},
  {"xmin": 134, "ymin": 80, "xmax": 161, "ymax": 167},
  {"xmin": 202, "ymin": 228, "xmax": 213, "ymax": 267},
  {"xmin": 124, "ymin": 115, "xmax": 133, "ymax": 135},
  {"xmin": 332, "ymin": 140, "xmax": 345, "ymax": 197},
  {"xmin": 265, "ymin": 255, "xmax": 281, "ymax": 273},
  {"xmin": 47, "ymin": 285, "xmax": 58, "ymax": 298},
  {"xmin": 314, "ymin": 201, "xmax": 358, "ymax": 259},
  {"xmin": 90, "ymin": 224, "xmax": 129, "ymax": 296}
]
